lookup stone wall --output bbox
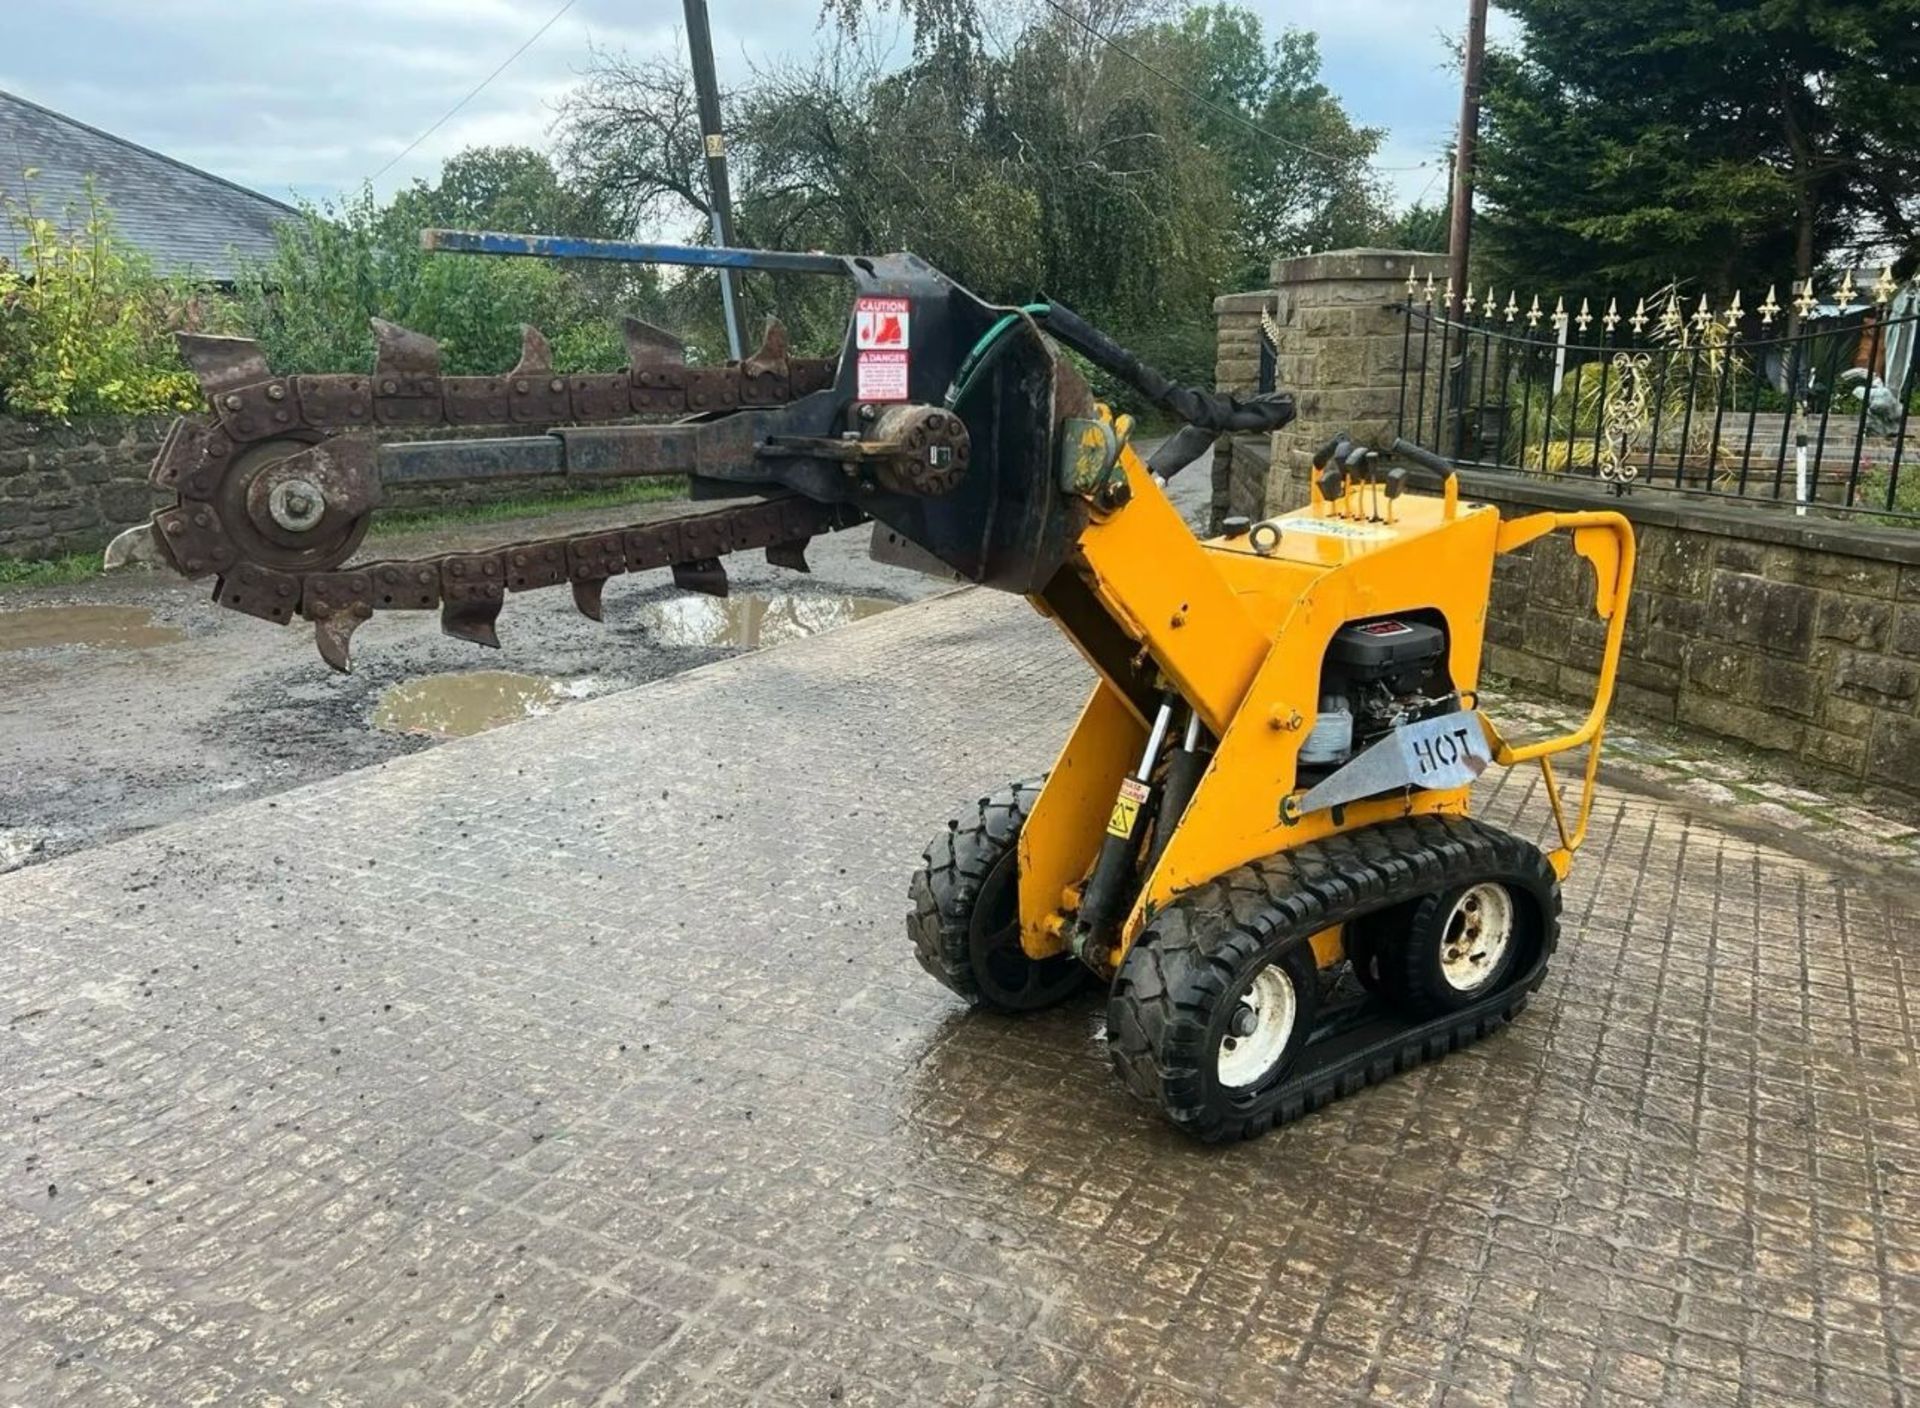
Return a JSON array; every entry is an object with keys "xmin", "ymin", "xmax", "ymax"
[
  {"xmin": 1208, "ymin": 291, "xmax": 1273, "ymax": 531},
  {"xmin": 0, "ymin": 416, "xmax": 175, "ymax": 560},
  {"xmin": 1213, "ymin": 247, "xmax": 1920, "ymax": 797},
  {"xmin": 1212, "ymin": 249, "xmax": 1440, "ymax": 531},
  {"xmin": 0, "ymin": 416, "xmax": 643, "ymax": 561},
  {"xmin": 1465, "ymin": 472, "xmax": 1920, "ymax": 794}
]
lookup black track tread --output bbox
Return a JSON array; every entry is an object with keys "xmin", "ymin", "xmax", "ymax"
[
  {"xmin": 907, "ymin": 779, "xmax": 1042, "ymax": 1007},
  {"xmin": 1107, "ymin": 814, "xmax": 1561, "ymax": 1142}
]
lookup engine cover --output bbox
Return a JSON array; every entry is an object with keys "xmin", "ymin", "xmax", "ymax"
[{"xmin": 1327, "ymin": 617, "xmax": 1447, "ymax": 690}]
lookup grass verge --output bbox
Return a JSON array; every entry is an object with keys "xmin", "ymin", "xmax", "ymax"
[
  {"xmin": 367, "ymin": 479, "xmax": 685, "ymax": 538},
  {"xmin": 0, "ymin": 551, "xmax": 106, "ymax": 590}
]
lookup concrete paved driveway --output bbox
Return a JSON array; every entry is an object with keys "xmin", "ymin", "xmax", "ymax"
[{"xmin": 2, "ymin": 586, "xmax": 1915, "ymax": 1407}]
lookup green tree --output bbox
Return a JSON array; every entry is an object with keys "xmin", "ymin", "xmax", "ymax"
[
  {"xmin": 1380, "ymin": 199, "xmax": 1449, "ymax": 254},
  {"xmin": 1154, "ymin": 8, "xmax": 1389, "ymax": 290},
  {"xmin": 555, "ymin": 1, "xmax": 1387, "ymax": 391},
  {"xmin": 0, "ymin": 181, "xmax": 229, "ymax": 418},
  {"xmin": 387, "ymin": 145, "xmax": 613, "ymax": 238},
  {"xmin": 1479, "ymin": 0, "xmax": 1920, "ymax": 295},
  {"xmin": 230, "ymin": 189, "xmax": 645, "ymax": 377}
]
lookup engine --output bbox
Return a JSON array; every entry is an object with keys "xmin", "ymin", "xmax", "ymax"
[{"xmin": 1298, "ymin": 615, "xmax": 1455, "ymax": 771}]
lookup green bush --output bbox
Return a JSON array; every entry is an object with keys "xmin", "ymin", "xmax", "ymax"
[
  {"xmin": 231, "ymin": 191, "xmax": 630, "ymax": 377},
  {"xmin": 0, "ymin": 180, "xmax": 228, "ymax": 418}
]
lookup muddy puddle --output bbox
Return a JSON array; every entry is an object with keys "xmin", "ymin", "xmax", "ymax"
[
  {"xmin": 373, "ymin": 671, "xmax": 598, "ymax": 739},
  {"xmin": 634, "ymin": 592, "xmax": 896, "ymax": 648},
  {"xmin": 0, "ymin": 605, "xmax": 185, "ymax": 652}
]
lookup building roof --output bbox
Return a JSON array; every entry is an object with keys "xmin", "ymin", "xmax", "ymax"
[{"xmin": 0, "ymin": 88, "xmax": 298, "ymax": 282}]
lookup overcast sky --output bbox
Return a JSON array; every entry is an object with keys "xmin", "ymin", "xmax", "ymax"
[{"xmin": 3, "ymin": 1, "xmax": 1515, "ymax": 216}]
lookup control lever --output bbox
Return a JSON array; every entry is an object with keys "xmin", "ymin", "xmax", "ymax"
[
  {"xmin": 1384, "ymin": 467, "xmax": 1408, "ymax": 523},
  {"xmin": 1389, "ymin": 437, "xmax": 1455, "ymax": 480},
  {"xmin": 1311, "ymin": 435, "xmax": 1353, "ymax": 470},
  {"xmin": 1344, "ymin": 445, "xmax": 1379, "ymax": 519},
  {"xmin": 1316, "ymin": 461, "xmax": 1345, "ymax": 515}
]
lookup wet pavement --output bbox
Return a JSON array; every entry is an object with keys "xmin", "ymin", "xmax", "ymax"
[
  {"xmin": 0, "ymin": 504, "xmax": 944, "ymax": 875},
  {"xmin": 0, "ymin": 605, "xmax": 184, "ymax": 653},
  {"xmin": 632, "ymin": 593, "xmax": 898, "ymax": 651},
  {"xmin": 372, "ymin": 671, "xmax": 603, "ymax": 740},
  {"xmin": 2, "ymin": 580, "xmax": 1916, "ymax": 1407},
  {"xmin": 0, "ymin": 455, "xmax": 1201, "ymax": 874}
]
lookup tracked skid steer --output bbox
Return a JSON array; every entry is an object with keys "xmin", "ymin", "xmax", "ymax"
[{"xmin": 139, "ymin": 233, "xmax": 1635, "ymax": 1141}]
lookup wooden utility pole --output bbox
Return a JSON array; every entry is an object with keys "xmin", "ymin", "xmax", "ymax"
[
  {"xmin": 1446, "ymin": 0, "xmax": 1489, "ymax": 320},
  {"xmin": 682, "ymin": 0, "xmax": 745, "ymax": 359}
]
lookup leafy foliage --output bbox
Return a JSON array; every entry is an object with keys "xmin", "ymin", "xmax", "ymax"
[
  {"xmin": 556, "ymin": 1, "xmax": 1390, "ymax": 398},
  {"xmin": 0, "ymin": 4, "xmax": 1399, "ymax": 424},
  {"xmin": 1479, "ymin": 0, "xmax": 1920, "ymax": 295},
  {"xmin": 386, "ymin": 145, "xmax": 617, "ymax": 239},
  {"xmin": 229, "ymin": 186, "xmax": 649, "ymax": 377},
  {"xmin": 0, "ymin": 182, "xmax": 228, "ymax": 418}
]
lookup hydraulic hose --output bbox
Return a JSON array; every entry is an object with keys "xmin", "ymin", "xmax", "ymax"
[{"xmin": 1037, "ymin": 303, "xmax": 1297, "ymax": 434}]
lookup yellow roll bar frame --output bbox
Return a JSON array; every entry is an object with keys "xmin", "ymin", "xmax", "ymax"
[{"xmin": 1481, "ymin": 510, "xmax": 1637, "ymax": 876}]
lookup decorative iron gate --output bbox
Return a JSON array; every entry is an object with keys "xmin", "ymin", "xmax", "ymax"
[{"xmin": 1393, "ymin": 268, "xmax": 1918, "ymax": 524}]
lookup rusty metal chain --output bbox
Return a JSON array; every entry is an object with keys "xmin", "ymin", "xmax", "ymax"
[{"xmin": 145, "ymin": 317, "xmax": 860, "ymax": 670}]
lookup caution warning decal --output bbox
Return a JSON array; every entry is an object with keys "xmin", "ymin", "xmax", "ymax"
[
  {"xmin": 1106, "ymin": 776, "xmax": 1151, "ymax": 839},
  {"xmin": 854, "ymin": 296, "xmax": 911, "ymax": 401},
  {"xmin": 855, "ymin": 296, "xmax": 910, "ymax": 349}
]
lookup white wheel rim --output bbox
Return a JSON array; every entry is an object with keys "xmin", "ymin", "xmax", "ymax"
[
  {"xmin": 1217, "ymin": 965, "xmax": 1298, "ymax": 1088},
  {"xmin": 1439, "ymin": 882, "xmax": 1515, "ymax": 992}
]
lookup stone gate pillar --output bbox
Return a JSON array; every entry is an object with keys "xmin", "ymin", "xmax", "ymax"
[{"xmin": 1215, "ymin": 248, "xmax": 1443, "ymax": 518}]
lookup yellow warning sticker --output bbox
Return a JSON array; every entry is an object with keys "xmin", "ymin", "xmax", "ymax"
[{"xmin": 1106, "ymin": 776, "xmax": 1151, "ymax": 838}]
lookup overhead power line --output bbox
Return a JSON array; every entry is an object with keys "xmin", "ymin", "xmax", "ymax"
[
  {"xmin": 368, "ymin": 0, "xmax": 581, "ymax": 185},
  {"xmin": 1033, "ymin": 0, "xmax": 1431, "ymax": 175}
]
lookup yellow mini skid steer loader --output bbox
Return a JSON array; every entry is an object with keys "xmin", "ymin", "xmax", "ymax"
[{"xmin": 138, "ymin": 233, "xmax": 1633, "ymax": 1141}]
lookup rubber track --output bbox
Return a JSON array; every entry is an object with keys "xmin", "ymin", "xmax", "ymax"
[
  {"xmin": 907, "ymin": 780, "xmax": 1041, "ymax": 1003},
  {"xmin": 1107, "ymin": 814, "xmax": 1562, "ymax": 1142}
]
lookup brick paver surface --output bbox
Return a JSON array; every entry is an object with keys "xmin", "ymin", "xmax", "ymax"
[{"xmin": 3, "ymin": 588, "xmax": 1916, "ymax": 1407}]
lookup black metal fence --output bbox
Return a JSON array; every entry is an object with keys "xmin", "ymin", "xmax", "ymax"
[{"xmin": 1393, "ymin": 276, "xmax": 1919, "ymax": 525}]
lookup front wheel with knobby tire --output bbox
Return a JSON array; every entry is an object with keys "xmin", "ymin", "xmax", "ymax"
[{"xmin": 908, "ymin": 781, "xmax": 1091, "ymax": 1013}]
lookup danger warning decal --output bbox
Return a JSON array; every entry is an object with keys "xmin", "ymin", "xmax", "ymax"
[
  {"xmin": 855, "ymin": 296, "xmax": 911, "ymax": 401},
  {"xmin": 857, "ymin": 351, "xmax": 909, "ymax": 402},
  {"xmin": 855, "ymin": 297, "xmax": 910, "ymax": 349}
]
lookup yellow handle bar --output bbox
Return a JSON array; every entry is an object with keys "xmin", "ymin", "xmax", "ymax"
[{"xmin": 1479, "ymin": 510, "xmax": 1637, "ymax": 872}]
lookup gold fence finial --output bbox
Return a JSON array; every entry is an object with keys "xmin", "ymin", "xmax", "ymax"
[
  {"xmin": 1443, "ymin": 276, "xmax": 1455, "ymax": 311},
  {"xmin": 1691, "ymin": 293, "xmax": 1713, "ymax": 331},
  {"xmin": 1553, "ymin": 295, "xmax": 1567, "ymax": 324},
  {"xmin": 1873, "ymin": 265, "xmax": 1897, "ymax": 304},
  {"xmin": 1727, "ymin": 289, "xmax": 1744, "ymax": 321},
  {"xmin": 1659, "ymin": 293, "xmax": 1681, "ymax": 332},
  {"xmin": 1423, "ymin": 272, "xmax": 1436, "ymax": 304},
  {"xmin": 1463, "ymin": 286, "xmax": 1478, "ymax": 315},
  {"xmin": 1405, "ymin": 265, "xmax": 1419, "ymax": 296},
  {"xmin": 1794, "ymin": 278, "xmax": 1817, "ymax": 319},
  {"xmin": 1504, "ymin": 290, "xmax": 1520, "ymax": 323},
  {"xmin": 1630, "ymin": 297, "xmax": 1648, "ymax": 334},
  {"xmin": 1526, "ymin": 293, "xmax": 1543, "ymax": 328},
  {"xmin": 1836, "ymin": 269, "xmax": 1857, "ymax": 306},
  {"xmin": 1575, "ymin": 297, "xmax": 1592, "ymax": 333},
  {"xmin": 1603, "ymin": 297, "xmax": 1620, "ymax": 334},
  {"xmin": 1758, "ymin": 285, "xmax": 1780, "ymax": 324}
]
